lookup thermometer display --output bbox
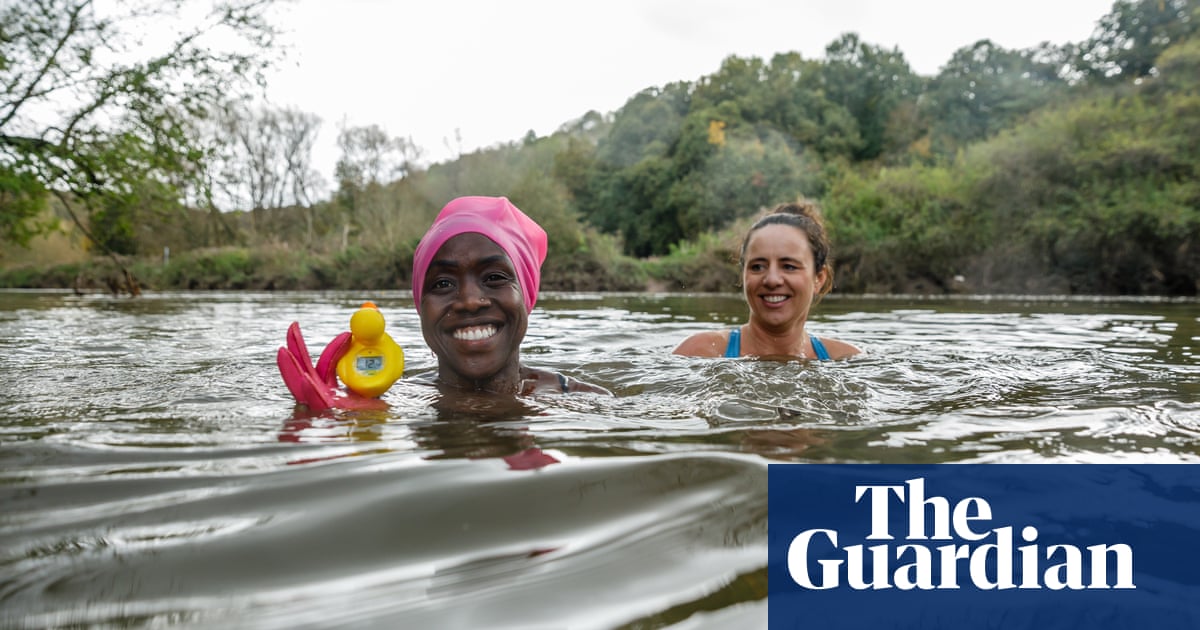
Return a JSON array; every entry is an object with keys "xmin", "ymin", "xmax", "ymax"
[{"xmin": 356, "ymin": 355, "xmax": 383, "ymax": 372}]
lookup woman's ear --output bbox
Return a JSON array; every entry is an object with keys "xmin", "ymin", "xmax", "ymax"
[{"xmin": 814, "ymin": 266, "xmax": 830, "ymax": 296}]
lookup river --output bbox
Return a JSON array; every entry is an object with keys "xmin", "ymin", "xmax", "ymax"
[{"xmin": 1, "ymin": 290, "xmax": 1197, "ymax": 628}]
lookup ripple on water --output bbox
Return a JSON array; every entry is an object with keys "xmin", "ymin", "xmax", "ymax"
[
  {"xmin": 2, "ymin": 291, "xmax": 1199, "ymax": 626},
  {"xmin": 2, "ymin": 451, "xmax": 767, "ymax": 629}
]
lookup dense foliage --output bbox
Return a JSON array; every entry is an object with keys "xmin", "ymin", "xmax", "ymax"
[
  {"xmin": 0, "ymin": 0, "xmax": 281, "ymax": 293},
  {"xmin": 2, "ymin": 0, "xmax": 1198, "ymax": 295}
]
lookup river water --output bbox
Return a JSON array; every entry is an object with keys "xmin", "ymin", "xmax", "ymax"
[{"xmin": 1, "ymin": 290, "xmax": 1197, "ymax": 628}]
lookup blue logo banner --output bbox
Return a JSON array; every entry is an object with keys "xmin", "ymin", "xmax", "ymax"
[{"xmin": 768, "ymin": 464, "xmax": 1200, "ymax": 629}]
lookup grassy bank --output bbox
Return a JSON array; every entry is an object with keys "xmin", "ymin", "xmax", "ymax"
[{"xmin": 0, "ymin": 242, "xmax": 730, "ymax": 294}]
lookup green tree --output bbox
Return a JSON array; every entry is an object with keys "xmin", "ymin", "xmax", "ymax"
[
  {"xmin": 821, "ymin": 33, "xmax": 923, "ymax": 161},
  {"xmin": 0, "ymin": 0, "xmax": 280, "ymax": 292},
  {"xmin": 925, "ymin": 40, "xmax": 1069, "ymax": 155},
  {"xmin": 688, "ymin": 52, "xmax": 865, "ymax": 161},
  {"xmin": 595, "ymin": 85, "xmax": 689, "ymax": 168},
  {"xmin": 1147, "ymin": 36, "xmax": 1200, "ymax": 93},
  {"xmin": 691, "ymin": 55, "xmax": 768, "ymax": 117},
  {"xmin": 674, "ymin": 128, "xmax": 817, "ymax": 238},
  {"xmin": 0, "ymin": 168, "xmax": 49, "ymax": 247},
  {"xmin": 760, "ymin": 52, "xmax": 862, "ymax": 160},
  {"xmin": 824, "ymin": 164, "xmax": 978, "ymax": 292},
  {"xmin": 960, "ymin": 56, "xmax": 1200, "ymax": 294},
  {"xmin": 1075, "ymin": 0, "xmax": 1199, "ymax": 82}
]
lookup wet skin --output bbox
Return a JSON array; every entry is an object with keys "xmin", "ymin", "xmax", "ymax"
[
  {"xmin": 741, "ymin": 222, "xmax": 826, "ymax": 341},
  {"xmin": 419, "ymin": 233, "xmax": 529, "ymax": 393},
  {"xmin": 672, "ymin": 222, "xmax": 859, "ymax": 359}
]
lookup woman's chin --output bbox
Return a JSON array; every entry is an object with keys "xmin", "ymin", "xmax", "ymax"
[{"xmin": 443, "ymin": 361, "xmax": 513, "ymax": 389}]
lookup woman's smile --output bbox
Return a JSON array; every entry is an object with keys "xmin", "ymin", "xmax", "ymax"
[
  {"xmin": 419, "ymin": 233, "xmax": 528, "ymax": 390},
  {"xmin": 453, "ymin": 324, "xmax": 499, "ymax": 341}
]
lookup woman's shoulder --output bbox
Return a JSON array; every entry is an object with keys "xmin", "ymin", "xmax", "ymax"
[
  {"xmin": 815, "ymin": 336, "xmax": 862, "ymax": 360},
  {"xmin": 672, "ymin": 329, "xmax": 732, "ymax": 357}
]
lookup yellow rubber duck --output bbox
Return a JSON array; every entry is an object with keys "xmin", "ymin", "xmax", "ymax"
[{"xmin": 336, "ymin": 301, "xmax": 404, "ymax": 397}]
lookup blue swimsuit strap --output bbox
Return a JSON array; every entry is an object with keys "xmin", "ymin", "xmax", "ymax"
[
  {"xmin": 724, "ymin": 328, "xmax": 831, "ymax": 361},
  {"xmin": 810, "ymin": 335, "xmax": 831, "ymax": 361},
  {"xmin": 724, "ymin": 328, "xmax": 741, "ymax": 357}
]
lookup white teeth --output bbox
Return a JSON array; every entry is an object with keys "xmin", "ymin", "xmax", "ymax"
[
  {"xmin": 454, "ymin": 325, "xmax": 497, "ymax": 341},
  {"xmin": 763, "ymin": 295, "xmax": 788, "ymax": 303}
]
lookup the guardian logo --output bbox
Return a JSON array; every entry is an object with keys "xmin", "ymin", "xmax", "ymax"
[
  {"xmin": 768, "ymin": 465, "xmax": 1199, "ymax": 629},
  {"xmin": 787, "ymin": 477, "xmax": 1135, "ymax": 591}
]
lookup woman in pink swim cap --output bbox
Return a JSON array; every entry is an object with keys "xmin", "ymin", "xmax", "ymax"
[{"xmin": 413, "ymin": 196, "xmax": 609, "ymax": 395}]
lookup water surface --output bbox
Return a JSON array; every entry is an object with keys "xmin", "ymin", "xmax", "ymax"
[{"xmin": 1, "ymin": 290, "xmax": 1197, "ymax": 628}]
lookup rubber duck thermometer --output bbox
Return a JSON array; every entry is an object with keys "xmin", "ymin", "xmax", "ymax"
[{"xmin": 336, "ymin": 301, "xmax": 404, "ymax": 397}]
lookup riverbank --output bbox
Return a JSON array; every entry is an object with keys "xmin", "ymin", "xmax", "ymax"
[
  {"xmin": 3, "ymin": 242, "xmax": 1192, "ymax": 297},
  {"xmin": 0, "ymin": 244, "xmax": 741, "ymax": 295}
]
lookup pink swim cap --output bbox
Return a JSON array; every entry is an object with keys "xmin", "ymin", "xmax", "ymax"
[{"xmin": 412, "ymin": 196, "xmax": 548, "ymax": 313}]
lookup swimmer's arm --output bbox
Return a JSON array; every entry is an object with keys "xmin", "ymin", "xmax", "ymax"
[
  {"xmin": 563, "ymin": 375, "xmax": 613, "ymax": 396},
  {"xmin": 671, "ymin": 331, "xmax": 727, "ymax": 357},
  {"xmin": 523, "ymin": 367, "xmax": 613, "ymax": 396}
]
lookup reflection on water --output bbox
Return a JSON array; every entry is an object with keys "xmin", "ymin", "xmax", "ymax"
[{"xmin": 1, "ymin": 290, "xmax": 1198, "ymax": 627}]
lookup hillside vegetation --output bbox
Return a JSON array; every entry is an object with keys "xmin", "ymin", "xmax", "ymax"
[{"xmin": 3, "ymin": 0, "xmax": 1197, "ymax": 296}]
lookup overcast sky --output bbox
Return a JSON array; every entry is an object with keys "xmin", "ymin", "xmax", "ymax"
[{"xmin": 261, "ymin": 0, "xmax": 1118, "ymax": 187}]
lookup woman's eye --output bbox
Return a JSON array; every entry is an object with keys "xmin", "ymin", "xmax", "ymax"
[
  {"xmin": 485, "ymin": 272, "xmax": 511, "ymax": 285},
  {"xmin": 430, "ymin": 278, "xmax": 453, "ymax": 291}
]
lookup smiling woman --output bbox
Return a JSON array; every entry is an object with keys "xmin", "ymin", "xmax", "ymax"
[
  {"xmin": 673, "ymin": 200, "xmax": 861, "ymax": 361},
  {"xmin": 413, "ymin": 196, "xmax": 611, "ymax": 395}
]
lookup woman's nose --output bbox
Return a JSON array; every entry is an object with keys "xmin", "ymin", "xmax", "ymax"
[
  {"xmin": 453, "ymin": 279, "xmax": 489, "ymax": 310},
  {"xmin": 763, "ymin": 263, "xmax": 783, "ymax": 285}
]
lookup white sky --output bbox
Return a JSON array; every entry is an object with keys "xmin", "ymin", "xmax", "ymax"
[{"xmin": 262, "ymin": 0, "xmax": 1117, "ymax": 188}]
